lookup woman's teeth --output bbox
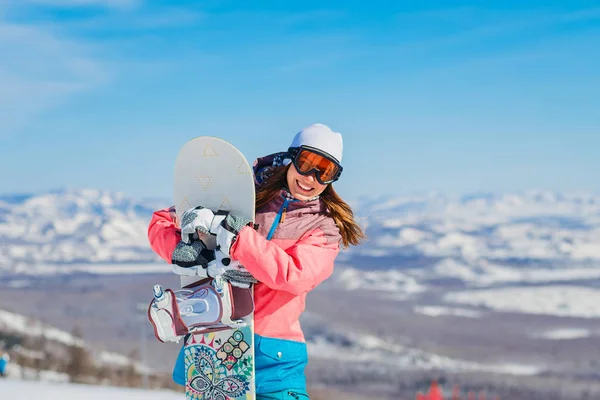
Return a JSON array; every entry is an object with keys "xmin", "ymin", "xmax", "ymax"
[{"xmin": 297, "ymin": 181, "xmax": 313, "ymax": 191}]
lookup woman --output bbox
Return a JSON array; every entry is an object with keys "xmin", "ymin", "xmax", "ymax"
[{"xmin": 148, "ymin": 123, "xmax": 365, "ymax": 399}]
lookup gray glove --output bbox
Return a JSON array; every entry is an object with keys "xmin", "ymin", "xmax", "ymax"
[{"xmin": 171, "ymin": 240, "xmax": 215, "ymax": 268}]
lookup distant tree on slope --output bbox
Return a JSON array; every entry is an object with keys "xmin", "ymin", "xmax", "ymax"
[{"xmin": 65, "ymin": 325, "xmax": 93, "ymax": 383}]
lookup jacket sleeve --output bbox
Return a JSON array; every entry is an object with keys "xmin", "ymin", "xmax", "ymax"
[
  {"xmin": 147, "ymin": 207, "xmax": 181, "ymax": 264},
  {"xmin": 230, "ymin": 223, "xmax": 341, "ymax": 295}
]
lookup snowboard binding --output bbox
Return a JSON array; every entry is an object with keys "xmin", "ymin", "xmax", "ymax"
[{"xmin": 148, "ymin": 277, "xmax": 254, "ymax": 343}]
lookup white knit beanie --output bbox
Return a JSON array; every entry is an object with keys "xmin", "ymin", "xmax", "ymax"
[{"xmin": 289, "ymin": 123, "xmax": 343, "ymax": 164}]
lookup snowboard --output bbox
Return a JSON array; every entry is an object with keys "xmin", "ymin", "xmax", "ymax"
[{"xmin": 173, "ymin": 136, "xmax": 256, "ymax": 400}]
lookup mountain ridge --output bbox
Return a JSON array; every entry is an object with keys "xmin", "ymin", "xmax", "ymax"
[{"xmin": 1, "ymin": 188, "xmax": 599, "ymax": 281}]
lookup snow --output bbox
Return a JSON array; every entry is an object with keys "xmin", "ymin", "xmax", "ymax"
[
  {"xmin": 413, "ymin": 306, "xmax": 483, "ymax": 318},
  {"xmin": 6, "ymin": 280, "xmax": 31, "ymax": 289},
  {"xmin": 351, "ymin": 191, "xmax": 600, "ymax": 273},
  {"xmin": 0, "ymin": 306, "xmax": 156, "ymax": 381},
  {"xmin": 302, "ymin": 310, "xmax": 542, "ymax": 378},
  {"xmin": 374, "ymin": 227, "xmax": 433, "ymax": 247},
  {"xmin": 3, "ymin": 188, "xmax": 600, "ymax": 280},
  {"xmin": 6, "ymin": 263, "xmax": 168, "ymax": 276},
  {"xmin": 6, "ymin": 366, "xmax": 70, "ymax": 382},
  {"xmin": 307, "ymin": 332, "xmax": 541, "ymax": 376},
  {"xmin": 337, "ymin": 268, "xmax": 427, "ymax": 295},
  {"xmin": 337, "ymin": 257, "xmax": 600, "ymax": 298},
  {"xmin": 0, "ymin": 379, "xmax": 182, "ymax": 400},
  {"xmin": 433, "ymin": 259, "xmax": 481, "ymax": 281},
  {"xmin": 444, "ymin": 285, "xmax": 600, "ymax": 319},
  {"xmin": 571, "ymin": 240, "xmax": 600, "ymax": 260},
  {"xmin": 489, "ymin": 363, "xmax": 542, "ymax": 376},
  {"xmin": 0, "ymin": 309, "xmax": 82, "ymax": 346},
  {"xmin": 431, "ymin": 259, "xmax": 600, "ymax": 286},
  {"xmin": 532, "ymin": 328, "xmax": 591, "ymax": 340},
  {"xmin": 0, "ymin": 189, "xmax": 162, "ymax": 272},
  {"xmin": 355, "ymin": 334, "xmax": 389, "ymax": 350},
  {"xmin": 399, "ymin": 228, "xmax": 433, "ymax": 244},
  {"xmin": 437, "ymin": 232, "xmax": 480, "ymax": 252},
  {"xmin": 97, "ymin": 351, "xmax": 136, "ymax": 367},
  {"xmin": 53, "ymin": 215, "xmax": 92, "ymax": 235}
]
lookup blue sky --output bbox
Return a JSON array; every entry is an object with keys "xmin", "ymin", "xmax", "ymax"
[{"xmin": 0, "ymin": 0, "xmax": 598, "ymax": 202}]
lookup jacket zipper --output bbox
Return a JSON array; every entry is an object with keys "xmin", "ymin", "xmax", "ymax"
[{"xmin": 266, "ymin": 196, "xmax": 293, "ymax": 240}]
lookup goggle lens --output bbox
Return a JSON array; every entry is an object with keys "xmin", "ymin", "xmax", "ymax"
[{"xmin": 293, "ymin": 148, "xmax": 341, "ymax": 184}]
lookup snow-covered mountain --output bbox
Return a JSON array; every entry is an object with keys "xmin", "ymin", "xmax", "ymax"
[
  {"xmin": 349, "ymin": 191, "xmax": 600, "ymax": 264},
  {"xmin": 338, "ymin": 191, "xmax": 600, "ymax": 287},
  {"xmin": 0, "ymin": 189, "xmax": 164, "ymax": 274},
  {"xmin": 1, "ymin": 188, "xmax": 599, "ymax": 282}
]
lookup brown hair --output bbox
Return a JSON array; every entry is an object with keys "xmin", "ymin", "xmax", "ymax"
[{"xmin": 255, "ymin": 165, "xmax": 366, "ymax": 249}]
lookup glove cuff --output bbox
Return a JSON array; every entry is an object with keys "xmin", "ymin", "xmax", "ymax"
[{"xmin": 209, "ymin": 212, "xmax": 228, "ymax": 234}]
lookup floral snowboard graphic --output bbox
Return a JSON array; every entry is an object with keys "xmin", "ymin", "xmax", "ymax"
[{"xmin": 185, "ymin": 330, "xmax": 254, "ymax": 400}]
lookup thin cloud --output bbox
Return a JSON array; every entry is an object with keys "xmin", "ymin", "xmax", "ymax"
[
  {"xmin": 60, "ymin": 7, "xmax": 205, "ymax": 30},
  {"xmin": 0, "ymin": 1, "xmax": 202, "ymax": 138},
  {"xmin": 20, "ymin": 0, "xmax": 141, "ymax": 10},
  {"xmin": 0, "ymin": 12, "xmax": 108, "ymax": 137}
]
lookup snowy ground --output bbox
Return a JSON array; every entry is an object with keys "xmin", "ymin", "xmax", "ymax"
[
  {"xmin": 412, "ymin": 305, "xmax": 483, "ymax": 318},
  {"xmin": 531, "ymin": 328, "xmax": 592, "ymax": 340},
  {"xmin": 0, "ymin": 379, "xmax": 182, "ymax": 400},
  {"xmin": 444, "ymin": 285, "xmax": 600, "ymax": 319},
  {"xmin": 307, "ymin": 332, "xmax": 542, "ymax": 376}
]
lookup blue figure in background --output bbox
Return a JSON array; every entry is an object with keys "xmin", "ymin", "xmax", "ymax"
[{"xmin": 0, "ymin": 353, "xmax": 9, "ymax": 377}]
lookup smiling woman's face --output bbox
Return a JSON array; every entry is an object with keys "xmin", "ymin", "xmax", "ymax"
[{"xmin": 286, "ymin": 164, "xmax": 328, "ymax": 201}]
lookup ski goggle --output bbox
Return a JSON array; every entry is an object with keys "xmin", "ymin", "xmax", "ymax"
[{"xmin": 288, "ymin": 146, "xmax": 343, "ymax": 185}]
